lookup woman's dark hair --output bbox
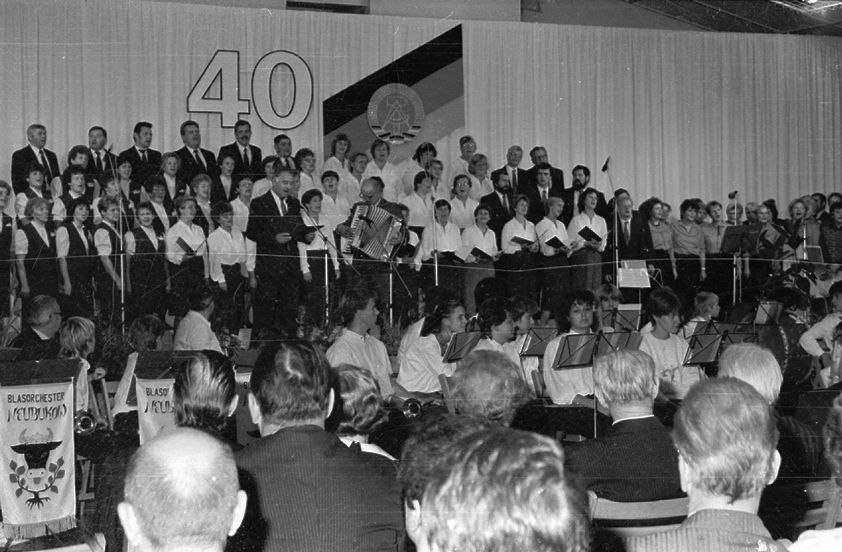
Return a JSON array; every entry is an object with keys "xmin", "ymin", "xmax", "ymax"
[
  {"xmin": 330, "ymin": 133, "xmax": 351, "ymax": 158},
  {"xmin": 211, "ymin": 201, "xmax": 233, "ymax": 222},
  {"xmin": 763, "ymin": 199, "xmax": 779, "ymax": 221},
  {"xmin": 421, "ymin": 299, "xmax": 463, "ymax": 337},
  {"xmin": 646, "ymin": 287, "xmax": 682, "ymax": 319},
  {"xmin": 434, "ymin": 199, "xmax": 451, "ymax": 212},
  {"xmin": 477, "ymin": 297, "xmax": 512, "ymax": 336},
  {"xmin": 451, "ymin": 174, "xmax": 471, "ymax": 194},
  {"xmin": 513, "ymin": 194, "xmax": 530, "ymax": 210},
  {"xmin": 556, "ymin": 290, "xmax": 596, "ymax": 333},
  {"xmin": 337, "ymin": 287, "xmax": 379, "ymax": 327},
  {"xmin": 577, "ymin": 188, "xmax": 599, "ymax": 213},
  {"xmin": 638, "ymin": 197, "xmax": 661, "ymax": 221},
  {"xmin": 174, "ymin": 351, "xmax": 236, "ymax": 435},
  {"xmin": 411, "ymin": 142, "xmax": 437, "ymax": 163},
  {"xmin": 67, "ymin": 145, "xmax": 90, "ymax": 165},
  {"xmin": 301, "ymin": 188, "xmax": 323, "ymax": 207},
  {"xmin": 332, "ymin": 364, "xmax": 388, "ymax": 436},
  {"xmin": 128, "ymin": 315, "xmax": 166, "ymax": 352},
  {"xmin": 293, "ymin": 147, "xmax": 315, "ymax": 168},
  {"xmin": 509, "ymin": 296, "xmax": 538, "ymax": 327}
]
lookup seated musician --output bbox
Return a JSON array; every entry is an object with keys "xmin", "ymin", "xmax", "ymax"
[
  {"xmin": 799, "ymin": 280, "xmax": 842, "ymax": 387},
  {"xmin": 542, "ymin": 290, "xmax": 598, "ymax": 406}
]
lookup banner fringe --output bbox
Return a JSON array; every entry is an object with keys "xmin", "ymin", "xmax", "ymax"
[{"xmin": 3, "ymin": 515, "xmax": 76, "ymax": 539}]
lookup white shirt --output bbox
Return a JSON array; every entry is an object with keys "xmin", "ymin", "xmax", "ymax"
[
  {"xmin": 414, "ymin": 221, "xmax": 462, "ymax": 267},
  {"xmin": 165, "ymin": 220, "xmax": 206, "ymax": 264},
  {"xmin": 567, "ymin": 211, "xmax": 608, "ymax": 253},
  {"xmin": 799, "ymin": 312, "xmax": 842, "ymax": 357},
  {"xmin": 14, "ymin": 220, "xmax": 50, "ymax": 255},
  {"xmin": 338, "ymin": 436, "xmax": 395, "ymax": 461},
  {"xmin": 399, "ymin": 160, "xmax": 426, "ymax": 199},
  {"xmin": 396, "ymin": 330, "xmax": 455, "ymax": 394},
  {"xmin": 124, "ymin": 225, "xmax": 161, "ymax": 255},
  {"xmin": 449, "ymin": 196, "xmax": 479, "ymax": 230},
  {"xmin": 55, "ymin": 223, "xmax": 88, "ymax": 258},
  {"xmin": 297, "ymin": 213, "xmax": 339, "ymax": 274},
  {"xmin": 51, "ymin": 191, "xmax": 83, "ymax": 223},
  {"xmin": 94, "ymin": 220, "xmax": 121, "ymax": 256},
  {"xmin": 536, "ymin": 217, "xmax": 571, "ymax": 257},
  {"xmin": 639, "ymin": 332, "xmax": 703, "ymax": 400},
  {"xmin": 174, "ymin": 310, "xmax": 222, "ymax": 353},
  {"xmin": 230, "ymin": 197, "xmax": 250, "ymax": 234},
  {"xmin": 504, "ymin": 333, "xmax": 539, "ymax": 392},
  {"xmin": 402, "ymin": 192, "xmax": 436, "ymax": 228},
  {"xmin": 472, "ymin": 337, "xmax": 521, "ymax": 367},
  {"xmin": 219, "ymin": 175, "xmax": 234, "ymax": 200},
  {"xmin": 321, "ymin": 155, "xmax": 349, "ymax": 177},
  {"xmin": 501, "ymin": 217, "xmax": 537, "ymax": 254},
  {"xmin": 163, "ymin": 173, "xmax": 178, "ymax": 200},
  {"xmin": 252, "ymin": 177, "xmax": 272, "ymax": 198},
  {"xmin": 15, "ymin": 189, "xmax": 45, "ymax": 220},
  {"xmin": 319, "ymin": 192, "xmax": 350, "ymax": 231},
  {"xmin": 339, "ymin": 174, "xmax": 362, "ymax": 207},
  {"xmin": 460, "ymin": 224, "xmax": 498, "ymax": 260},
  {"xmin": 362, "ymin": 160, "xmax": 401, "ymax": 203},
  {"xmin": 467, "ymin": 174, "xmax": 493, "ymax": 201},
  {"xmin": 542, "ymin": 330, "xmax": 594, "ymax": 405},
  {"xmin": 298, "ymin": 172, "xmax": 319, "ymax": 198},
  {"xmin": 207, "ymin": 226, "xmax": 255, "ymax": 283},
  {"xmin": 326, "ymin": 328, "xmax": 394, "ymax": 396}
]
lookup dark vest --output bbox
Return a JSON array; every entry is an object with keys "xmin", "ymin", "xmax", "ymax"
[
  {"xmin": 63, "ymin": 222, "xmax": 93, "ymax": 283},
  {"xmin": 95, "ymin": 222, "xmax": 122, "ymax": 279},
  {"xmin": 0, "ymin": 215, "xmax": 14, "ymax": 283},
  {"xmin": 23, "ymin": 187, "xmax": 52, "ymax": 204},
  {"xmin": 22, "ymin": 222, "xmax": 57, "ymax": 286},
  {"xmin": 129, "ymin": 227, "xmax": 166, "ymax": 287}
]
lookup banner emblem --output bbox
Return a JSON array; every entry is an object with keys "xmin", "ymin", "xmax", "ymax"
[
  {"xmin": 367, "ymin": 83, "xmax": 425, "ymax": 144},
  {"xmin": 9, "ymin": 429, "xmax": 66, "ymax": 509}
]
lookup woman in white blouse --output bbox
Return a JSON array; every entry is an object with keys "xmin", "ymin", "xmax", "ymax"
[
  {"xmin": 299, "ymin": 189, "xmax": 340, "ymax": 329},
  {"xmin": 536, "ymin": 196, "xmax": 571, "ymax": 324},
  {"xmin": 567, "ymin": 187, "xmax": 608, "ymax": 293},
  {"xmin": 295, "ymin": 147, "xmax": 320, "ymax": 198},
  {"xmin": 449, "ymin": 174, "xmax": 478, "ymax": 231},
  {"xmin": 414, "ymin": 199, "xmax": 463, "ymax": 301},
  {"xmin": 165, "ymin": 195, "xmax": 208, "ymax": 326},
  {"xmin": 362, "ymin": 139, "xmax": 401, "ymax": 202},
  {"xmin": 460, "ymin": 204, "xmax": 500, "ymax": 315},
  {"xmin": 467, "ymin": 153, "xmax": 493, "ymax": 201},
  {"xmin": 501, "ymin": 194, "xmax": 539, "ymax": 303},
  {"xmin": 321, "ymin": 133, "xmax": 351, "ymax": 178},
  {"xmin": 403, "ymin": 170, "xmax": 437, "ymax": 238},
  {"xmin": 207, "ymin": 201, "xmax": 254, "ymax": 331},
  {"xmin": 400, "ymin": 142, "xmax": 437, "ymax": 199}
]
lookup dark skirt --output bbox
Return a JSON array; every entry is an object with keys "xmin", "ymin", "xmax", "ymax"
[
  {"xmin": 500, "ymin": 250, "xmax": 537, "ymax": 303},
  {"xmin": 538, "ymin": 253, "xmax": 570, "ymax": 314},
  {"xmin": 463, "ymin": 259, "xmax": 495, "ymax": 315},
  {"xmin": 168, "ymin": 256, "xmax": 205, "ymax": 318},
  {"xmin": 569, "ymin": 249, "xmax": 603, "ymax": 293}
]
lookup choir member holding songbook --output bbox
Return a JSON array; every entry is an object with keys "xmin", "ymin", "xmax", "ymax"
[
  {"xmin": 413, "ymin": 199, "xmax": 463, "ymax": 301},
  {"xmin": 94, "ymin": 197, "xmax": 125, "ymax": 328},
  {"xmin": 460, "ymin": 204, "xmax": 499, "ymax": 315},
  {"xmin": 165, "ymin": 195, "xmax": 208, "ymax": 327},
  {"xmin": 56, "ymin": 199, "xmax": 94, "ymax": 319},
  {"xmin": 567, "ymin": 187, "xmax": 607, "ymax": 293},
  {"xmin": 536, "ymin": 196, "xmax": 570, "ymax": 324},
  {"xmin": 125, "ymin": 202, "xmax": 169, "ymax": 323},
  {"xmin": 298, "ymin": 189, "xmax": 340, "ymax": 329},
  {"xmin": 501, "ymin": 194, "xmax": 539, "ymax": 303},
  {"xmin": 207, "ymin": 201, "xmax": 254, "ymax": 332}
]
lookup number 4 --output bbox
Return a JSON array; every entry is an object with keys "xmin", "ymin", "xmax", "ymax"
[{"xmin": 187, "ymin": 50, "xmax": 250, "ymax": 128}]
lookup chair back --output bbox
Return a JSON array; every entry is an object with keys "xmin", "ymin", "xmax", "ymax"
[
  {"xmin": 438, "ymin": 374, "xmax": 455, "ymax": 414},
  {"xmin": 588, "ymin": 491, "xmax": 689, "ymax": 538},
  {"xmin": 530, "ymin": 369, "xmax": 546, "ymax": 399}
]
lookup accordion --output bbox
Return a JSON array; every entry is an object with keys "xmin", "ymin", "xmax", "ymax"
[{"xmin": 342, "ymin": 204, "xmax": 403, "ymax": 261}]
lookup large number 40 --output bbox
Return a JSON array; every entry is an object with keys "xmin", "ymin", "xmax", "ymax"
[{"xmin": 187, "ymin": 49, "xmax": 313, "ymax": 130}]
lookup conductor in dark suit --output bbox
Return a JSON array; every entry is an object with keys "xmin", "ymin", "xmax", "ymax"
[
  {"xmin": 605, "ymin": 194, "xmax": 653, "ymax": 291},
  {"xmin": 479, "ymin": 171, "xmax": 514, "ymax": 249},
  {"xmin": 564, "ymin": 349, "xmax": 683, "ymax": 502},
  {"xmin": 117, "ymin": 121, "xmax": 162, "ymax": 190},
  {"xmin": 490, "ymin": 145, "xmax": 529, "ymax": 196},
  {"xmin": 525, "ymin": 145, "xmax": 564, "ymax": 191},
  {"xmin": 175, "ymin": 120, "xmax": 218, "ymax": 187},
  {"xmin": 560, "ymin": 165, "xmax": 608, "ymax": 226},
  {"xmin": 218, "ymin": 119, "xmax": 263, "ymax": 180},
  {"xmin": 11, "ymin": 124, "xmax": 61, "ymax": 194},
  {"xmin": 229, "ymin": 340, "xmax": 404, "ymax": 552},
  {"xmin": 85, "ymin": 126, "xmax": 118, "ymax": 183},
  {"xmin": 522, "ymin": 162, "xmax": 564, "ymax": 224},
  {"xmin": 245, "ymin": 164, "xmax": 311, "ymax": 339}
]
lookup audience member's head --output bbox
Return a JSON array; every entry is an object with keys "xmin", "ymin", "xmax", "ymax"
[
  {"xmin": 188, "ymin": 285, "xmax": 216, "ymax": 318},
  {"xmin": 674, "ymin": 378, "xmax": 780, "ymax": 505},
  {"xmin": 128, "ymin": 315, "xmax": 167, "ymax": 352},
  {"xmin": 476, "ymin": 296, "xmax": 513, "ymax": 343},
  {"xmin": 26, "ymin": 295, "xmax": 61, "ymax": 337},
  {"xmin": 58, "ymin": 316, "xmax": 95, "ymax": 360},
  {"xmin": 450, "ymin": 350, "xmax": 529, "ymax": 426},
  {"xmin": 593, "ymin": 349, "xmax": 659, "ymax": 415},
  {"xmin": 118, "ymin": 428, "xmax": 246, "ymax": 552},
  {"xmin": 248, "ymin": 340, "xmax": 332, "ymax": 434},
  {"xmin": 824, "ymin": 394, "xmax": 842, "ymax": 487},
  {"xmin": 417, "ymin": 427, "xmax": 589, "ymax": 552},
  {"xmin": 397, "ymin": 414, "xmax": 495, "ymax": 544},
  {"xmin": 174, "ymin": 351, "xmax": 238, "ymax": 436},
  {"xmin": 337, "ymin": 286, "xmax": 380, "ymax": 330},
  {"xmin": 557, "ymin": 290, "xmax": 596, "ymax": 333},
  {"xmin": 717, "ymin": 343, "xmax": 783, "ymax": 405},
  {"xmin": 330, "ymin": 364, "xmax": 388, "ymax": 438}
]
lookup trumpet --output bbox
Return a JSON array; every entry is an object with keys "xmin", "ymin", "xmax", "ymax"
[{"xmin": 74, "ymin": 410, "xmax": 97, "ymax": 436}]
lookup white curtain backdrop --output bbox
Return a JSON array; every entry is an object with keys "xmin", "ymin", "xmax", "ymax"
[{"xmin": 1, "ymin": 0, "xmax": 840, "ymax": 209}]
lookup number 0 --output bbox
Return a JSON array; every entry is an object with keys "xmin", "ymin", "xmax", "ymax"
[{"xmin": 251, "ymin": 51, "xmax": 313, "ymax": 130}]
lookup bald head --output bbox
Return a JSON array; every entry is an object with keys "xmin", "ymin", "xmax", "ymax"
[{"xmin": 119, "ymin": 428, "xmax": 246, "ymax": 552}]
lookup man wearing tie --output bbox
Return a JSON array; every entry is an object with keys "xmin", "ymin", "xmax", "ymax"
[
  {"xmin": 246, "ymin": 164, "xmax": 311, "ymax": 339},
  {"xmin": 118, "ymin": 121, "xmax": 162, "ymax": 191},
  {"xmin": 525, "ymin": 146, "xmax": 565, "ymax": 191},
  {"xmin": 218, "ymin": 119, "xmax": 263, "ymax": 180},
  {"xmin": 11, "ymin": 124, "xmax": 62, "ymax": 195},
  {"xmin": 86, "ymin": 126, "xmax": 117, "ymax": 184},
  {"xmin": 480, "ymin": 172, "xmax": 514, "ymax": 249},
  {"xmin": 175, "ymin": 120, "xmax": 218, "ymax": 187},
  {"xmin": 561, "ymin": 165, "xmax": 608, "ymax": 225},
  {"xmin": 490, "ymin": 145, "xmax": 529, "ymax": 197},
  {"xmin": 605, "ymin": 195, "xmax": 652, "ymax": 294},
  {"xmin": 523, "ymin": 163, "xmax": 563, "ymax": 224},
  {"xmin": 273, "ymin": 134, "xmax": 296, "ymax": 170}
]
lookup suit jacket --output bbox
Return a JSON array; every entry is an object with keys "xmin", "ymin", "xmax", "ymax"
[
  {"xmin": 117, "ymin": 147, "xmax": 162, "ymax": 190},
  {"xmin": 480, "ymin": 191, "xmax": 514, "ymax": 248},
  {"xmin": 12, "ymin": 328, "xmax": 60, "ymax": 361},
  {"xmin": 520, "ymin": 180, "xmax": 565, "ymax": 225},
  {"xmin": 559, "ymin": 187, "xmax": 609, "ymax": 226},
  {"xmin": 175, "ymin": 146, "xmax": 219, "ymax": 186},
  {"xmin": 11, "ymin": 146, "xmax": 61, "ymax": 194},
  {"xmin": 526, "ymin": 164, "xmax": 564, "ymax": 191},
  {"xmin": 565, "ymin": 416, "xmax": 683, "ymax": 502},
  {"xmin": 605, "ymin": 211, "xmax": 654, "ymax": 262},
  {"xmin": 245, "ymin": 190, "xmax": 303, "ymax": 273},
  {"xmin": 85, "ymin": 150, "xmax": 118, "ymax": 183},
  {"xmin": 625, "ymin": 509, "xmax": 787, "ymax": 552},
  {"xmin": 229, "ymin": 426, "xmax": 404, "ymax": 552},
  {"xmin": 218, "ymin": 142, "xmax": 263, "ymax": 179},
  {"xmin": 210, "ymin": 174, "xmax": 242, "ymax": 204},
  {"xmin": 490, "ymin": 165, "xmax": 530, "ymax": 196}
]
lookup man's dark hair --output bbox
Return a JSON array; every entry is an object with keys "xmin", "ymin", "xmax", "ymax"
[
  {"xmin": 812, "ymin": 192, "xmax": 827, "ymax": 210},
  {"xmin": 250, "ymin": 340, "xmax": 331, "ymax": 425},
  {"xmin": 26, "ymin": 295, "xmax": 59, "ymax": 327},
  {"xmin": 174, "ymin": 351, "xmax": 236, "ymax": 434},
  {"xmin": 535, "ymin": 162, "xmax": 552, "ymax": 173},
  {"xmin": 337, "ymin": 287, "xmax": 379, "ymax": 327},
  {"xmin": 234, "ymin": 119, "xmax": 250, "ymax": 131},
  {"xmin": 364, "ymin": 176, "xmax": 385, "ymax": 192},
  {"xmin": 477, "ymin": 297, "xmax": 511, "ymax": 335},
  {"xmin": 88, "ymin": 125, "xmax": 107, "ymax": 139},
  {"xmin": 398, "ymin": 413, "xmax": 494, "ymax": 505},
  {"xmin": 273, "ymin": 133, "xmax": 290, "ymax": 145},
  {"xmin": 647, "ymin": 287, "xmax": 681, "ymax": 318},
  {"xmin": 179, "ymin": 120, "xmax": 199, "ymax": 137},
  {"xmin": 188, "ymin": 285, "xmax": 215, "ymax": 312},
  {"xmin": 572, "ymin": 164, "xmax": 590, "ymax": 177},
  {"xmin": 830, "ymin": 202, "xmax": 842, "ymax": 215},
  {"xmin": 133, "ymin": 121, "xmax": 152, "ymax": 136}
]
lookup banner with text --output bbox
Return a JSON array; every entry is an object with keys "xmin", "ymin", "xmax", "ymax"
[{"xmin": 136, "ymin": 378, "xmax": 176, "ymax": 445}]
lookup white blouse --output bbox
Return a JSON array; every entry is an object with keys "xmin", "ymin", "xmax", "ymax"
[
  {"xmin": 319, "ymin": 192, "xmax": 351, "ymax": 232},
  {"xmin": 536, "ymin": 217, "xmax": 571, "ymax": 257},
  {"xmin": 165, "ymin": 220, "xmax": 207, "ymax": 265},
  {"xmin": 297, "ymin": 213, "xmax": 340, "ymax": 275},
  {"xmin": 449, "ymin": 196, "xmax": 479, "ymax": 230},
  {"xmin": 206, "ymin": 226, "xmax": 255, "ymax": 283},
  {"xmin": 467, "ymin": 174, "xmax": 493, "ymax": 201},
  {"xmin": 460, "ymin": 224, "xmax": 498, "ymax": 260},
  {"xmin": 402, "ymin": 192, "xmax": 436, "ymax": 228},
  {"xmin": 414, "ymin": 221, "xmax": 462, "ymax": 267},
  {"xmin": 501, "ymin": 217, "xmax": 537, "ymax": 255},
  {"xmin": 567, "ymin": 211, "xmax": 608, "ymax": 253}
]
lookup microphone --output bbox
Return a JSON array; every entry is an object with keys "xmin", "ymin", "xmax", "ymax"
[
  {"xmin": 601, "ymin": 157, "xmax": 611, "ymax": 173},
  {"xmin": 728, "ymin": 190, "xmax": 739, "ymax": 200}
]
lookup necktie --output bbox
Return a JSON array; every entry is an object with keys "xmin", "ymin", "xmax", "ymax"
[
  {"xmin": 95, "ymin": 152, "xmax": 103, "ymax": 173},
  {"xmin": 541, "ymin": 189, "xmax": 548, "ymax": 204},
  {"xmin": 511, "ymin": 169, "xmax": 518, "ymax": 192},
  {"xmin": 140, "ymin": 150, "xmax": 148, "ymax": 163},
  {"xmin": 623, "ymin": 220, "xmax": 630, "ymax": 245},
  {"xmin": 194, "ymin": 149, "xmax": 205, "ymax": 169},
  {"xmin": 281, "ymin": 199, "xmax": 288, "ymax": 216},
  {"xmin": 243, "ymin": 147, "xmax": 249, "ymax": 167},
  {"xmin": 39, "ymin": 149, "xmax": 52, "ymax": 180},
  {"xmin": 502, "ymin": 194, "xmax": 509, "ymax": 213}
]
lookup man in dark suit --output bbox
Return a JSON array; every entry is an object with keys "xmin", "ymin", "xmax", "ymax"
[
  {"xmin": 245, "ymin": 164, "xmax": 311, "ymax": 339},
  {"xmin": 479, "ymin": 171, "xmax": 514, "ymax": 248},
  {"xmin": 604, "ymin": 194, "xmax": 653, "ymax": 289},
  {"xmin": 230, "ymin": 340, "xmax": 404, "ymax": 552},
  {"xmin": 565, "ymin": 349, "xmax": 682, "ymax": 502},
  {"xmin": 11, "ymin": 124, "xmax": 61, "ymax": 194},
  {"xmin": 560, "ymin": 164, "xmax": 608, "ymax": 226},
  {"xmin": 175, "ymin": 120, "xmax": 218, "ymax": 187},
  {"xmin": 86, "ymin": 125, "xmax": 118, "ymax": 183},
  {"xmin": 11, "ymin": 295, "xmax": 62, "ymax": 361},
  {"xmin": 626, "ymin": 378, "xmax": 785, "ymax": 552},
  {"xmin": 218, "ymin": 119, "xmax": 263, "ymax": 180},
  {"xmin": 118, "ymin": 121, "xmax": 162, "ymax": 190},
  {"xmin": 490, "ymin": 145, "xmax": 529, "ymax": 196},
  {"xmin": 272, "ymin": 134, "xmax": 296, "ymax": 170},
  {"xmin": 521, "ymin": 162, "xmax": 564, "ymax": 224},
  {"xmin": 525, "ymin": 145, "xmax": 564, "ymax": 191}
]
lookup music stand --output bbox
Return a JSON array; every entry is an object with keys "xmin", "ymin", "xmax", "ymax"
[
  {"xmin": 0, "ymin": 359, "xmax": 80, "ymax": 387},
  {"xmin": 806, "ymin": 246, "xmax": 824, "ymax": 264},
  {"xmin": 596, "ymin": 331, "xmax": 643, "ymax": 356},
  {"xmin": 442, "ymin": 332, "xmax": 482, "ymax": 363},
  {"xmin": 519, "ymin": 327, "xmax": 558, "ymax": 357},
  {"xmin": 721, "ymin": 225, "xmax": 747, "ymax": 305},
  {"xmin": 614, "ymin": 304, "xmax": 642, "ymax": 332},
  {"xmin": 721, "ymin": 331, "xmax": 758, "ymax": 347},
  {"xmin": 683, "ymin": 333, "xmax": 723, "ymax": 366},
  {"xmin": 134, "ymin": 350, "xmax": 199, "ymax": 380},
  {"xmin": 550, "ymin": 333, "xmax": 600, "ymax": 370},
  {"xmin": 754, "ymin": 301, "xmax": 782, "ymax": 325}
]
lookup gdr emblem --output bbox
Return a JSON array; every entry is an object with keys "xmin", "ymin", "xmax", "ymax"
[{"xmin": 367, "ymin": 83, "xmax": 425, "ymax": 145}]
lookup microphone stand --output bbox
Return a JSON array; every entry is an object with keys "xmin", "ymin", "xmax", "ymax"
[
  {"xmin": 433, "ymin": 203, "xmax": 440, "ymax": 286},
  {"xmin": 106, "ymin": 145, "xmax": 126, "ymax": 330},
  {"xmin": 603, "ymin": 161, "xmax": 619, "ymax": 285},
  {"xmin": 730, "ymin": 192, "xmax": 739, "ymax": 306},
  {"xmin": 306, "ymin": 210, "xmax": 335, "ymax": 329}
]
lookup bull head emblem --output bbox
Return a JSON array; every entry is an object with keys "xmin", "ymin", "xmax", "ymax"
[{"xmin": 9, "ymin": 428, "xmax": 66, "ymax": 508}]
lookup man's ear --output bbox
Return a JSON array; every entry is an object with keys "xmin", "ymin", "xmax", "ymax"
[
  {"xmin": 228, "ymin": 395, "xmax": 239, "ymax": 417},
  {"xmin": 117, "ymin": 502, "xmax": 142, "ymax": 548},
  {"xmin": 229, "ymin": 490, "xmax": 248, "ymax": 536},
  {"xmin": 404, "ymin": 499, "xmax": 423, "ymax": 544},
  {"xmin": 677, "ymin": 454, "xmax": 690, "ymax": 494},
  {"xmin": 767, "ymin": 450, "xmax": 782, "ymax": 486},
  {"xmin": 247, "ymin": 392, "xmax": 262, "ymax": 426},
  {"xmin": 325, "ymin": 388, "xmax": 335, "ymax": 419}
]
